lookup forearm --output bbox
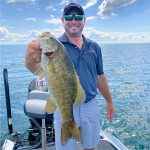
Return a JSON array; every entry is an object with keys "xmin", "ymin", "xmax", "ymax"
[{"xmin": 97, "ymin": 74, "xmax": 113, "ymax": 104}]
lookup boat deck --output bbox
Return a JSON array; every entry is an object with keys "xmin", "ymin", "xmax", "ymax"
[
  {"xmin": 1, "ymin": 130, "xmax": 128, "ymax": 150},
  {"xmin": 97, "ymin": 140, "xmax": 117, "ymax": 150},
  {"xmin": 37, "ymin": 140, "xmax": 117, "ymax": 150}
]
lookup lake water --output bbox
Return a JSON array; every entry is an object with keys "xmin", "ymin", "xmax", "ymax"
[{"xmin": 0, "ymin": 43, "xmax": 150, "ymax": 150}]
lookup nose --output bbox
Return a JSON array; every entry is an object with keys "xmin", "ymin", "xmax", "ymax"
[{"xmin": 70, "ymin": 18, "xmax": 77, "ymax": 22}]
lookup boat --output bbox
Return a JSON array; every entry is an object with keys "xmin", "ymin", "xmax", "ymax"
[{"xmin": 1, "ymin": 68, "xmax": 128, "ymax": 150}]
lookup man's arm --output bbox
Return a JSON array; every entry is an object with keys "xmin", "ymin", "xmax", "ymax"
[
  {"xmin": 97, "ymin": 74, "xmax": 115, "ymax": 120},
  {"xmin": 25, "ymin": 40, "xmax": 42, "ymax": 73}
]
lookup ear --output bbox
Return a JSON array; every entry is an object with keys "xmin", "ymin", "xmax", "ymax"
[
  {"xmin": 61, "ymin": 17, "xmax": 64, "ymax": 24},
  {"xmin": 84, "ymin": 16, "xmax": 86, "ymax": 23}
]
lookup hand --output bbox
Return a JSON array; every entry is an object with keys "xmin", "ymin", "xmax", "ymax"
[
  {"xmin": 106, "ymin": 103, "xmax": 115, "ymax": 120},
  {"xmin": 25, "ymin": 40, "xmax": 42, "ymax": 72}
]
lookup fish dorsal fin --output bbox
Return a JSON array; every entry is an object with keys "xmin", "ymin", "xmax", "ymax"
[{"xmin": 74, "ymin": 74, "xmax": 86, "ymax": 106}]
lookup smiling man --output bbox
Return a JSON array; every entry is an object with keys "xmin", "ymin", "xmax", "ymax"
[{"xmin": 25, "ymin": 2, "xmax": 115, "ymax": 150}]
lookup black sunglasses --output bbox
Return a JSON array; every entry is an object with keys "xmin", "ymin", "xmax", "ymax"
[{"xmin": 64, "ymin": 14, "xmax": 84, "ymax": 21}]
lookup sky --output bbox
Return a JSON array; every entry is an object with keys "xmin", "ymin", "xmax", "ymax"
[{"xmin": 1, "ymin": 0, "xmax": 150, "ymax": 44}]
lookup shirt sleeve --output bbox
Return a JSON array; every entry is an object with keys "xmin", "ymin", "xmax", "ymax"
[{"xmin": 95, "ymin": 43, "xmax": 104, "ymax": 75}]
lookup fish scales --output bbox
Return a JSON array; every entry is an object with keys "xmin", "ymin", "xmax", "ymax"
[{"xmin": 38, "ymin": 32, "xmax": 85, "ymax": 145}]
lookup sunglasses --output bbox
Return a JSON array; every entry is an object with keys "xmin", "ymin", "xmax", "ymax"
[{"xmin": 64, "ymin": 14, "xmax": 84, "ymax": 21}]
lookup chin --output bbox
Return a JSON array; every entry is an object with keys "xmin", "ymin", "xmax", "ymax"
[
  {"xmin": 65, "ymin": 27, "xmax": 83, "ymax": 35},
  {"xmin": 67, "ymin": 30, "xmax": 83, "ymax": 37},
  {"xmin": 70, "ymin": 32, "xmax": 81, "ymax": 37}
]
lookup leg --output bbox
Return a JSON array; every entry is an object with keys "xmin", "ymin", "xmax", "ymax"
[
  {"xmin": 80, "ymin": 98, "xmax": 100, "ymax": 150},
  {"xmin": 54, "ymin": 109, "xmax": 78, "ymax": 150}
]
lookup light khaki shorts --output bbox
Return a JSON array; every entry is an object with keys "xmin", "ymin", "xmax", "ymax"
[{"xmin": 54, "ymin": 98, "xmax": 100, "ymax": 150}]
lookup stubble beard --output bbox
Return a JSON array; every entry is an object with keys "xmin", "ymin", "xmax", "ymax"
[{"xmin": 64, "ymin": 25, "xmax": 84, "ymax": 37}]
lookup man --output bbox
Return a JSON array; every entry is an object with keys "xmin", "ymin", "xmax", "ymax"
[{"xmin": 25, "ymin": 2, "xmax": 115, "ymax": 150}]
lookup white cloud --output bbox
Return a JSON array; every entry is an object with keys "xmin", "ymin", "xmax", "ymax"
[
  {"xmin": 0, "ymin": 27, "xmax": 10, "ymax": 36},
  {"xmin": 46, "ymin": 5, "xmax": 56, "ymax": 11},
  {"xmin": 86, "ymin": 16, "xmax": 96, "ymax": 21},
  {"xmin": 50, "ymin": 15, "xmax": 55, "ymax": 18},
  {"xmin": 98, "ymin": 0, "xmax": 136, "ymax": 19},
  {"xmin": 83, "ymin": 0, "xmax": 98, "ymax": 10},
  {"xmin": 0, "ymin": 27, "xmax": 23, "ymax": 43},
  {"xmin": 50, "ymin": 27, "xmax": 64, "ymax": 38},
  {"xmin": 25, "ymin": 30, "xmax": 40, "ymax": 38},
  {"xmin": 6, "ymin": 0, "xmax": 36, "ymax": 3},
  {"xmin": 59, "ymin": 0, "xmax": 70, "ymax": 6},
  {"xmin": 24, "ymin": 18, "xmax": 37, "ymax": 21},
  {"xmin": 17, "ymin": 8, "xmax": 23, "ymax": 11},
  {"xmin": 45, "ymin": 18, "xmax": 61, "ymax": 24},
  {"xmin": 83, "ymin": 27, "xmax": 150, "ymax": 43},
  {"xmin": 0, "ymin": 26, "xmax": 150, "ymax": 44},
  {"xmin": 0, "ymin": 27, "xmax": 40, "ymax": 44}
]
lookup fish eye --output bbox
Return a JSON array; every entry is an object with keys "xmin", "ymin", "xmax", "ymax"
[{"xmin": 49, "ymin": 36, "xmax": 53, "ymax": 40}]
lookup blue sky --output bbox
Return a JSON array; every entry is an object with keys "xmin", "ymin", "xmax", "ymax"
[{"xmin": 1, "ymin": 0, "xmax": 150, "ymax": 44}]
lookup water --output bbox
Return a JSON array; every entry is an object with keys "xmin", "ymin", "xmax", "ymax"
[{"xmin": 0, "ymin": 43, "xmax": 150, "ymax": 149}]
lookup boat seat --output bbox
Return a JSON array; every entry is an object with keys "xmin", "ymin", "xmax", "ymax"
[{"xmin": 24, "ymin": 90, "xmax": 51, "ymax": 119}]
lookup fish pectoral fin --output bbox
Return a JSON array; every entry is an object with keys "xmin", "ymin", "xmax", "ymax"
[
  {"xmin": 61, "ymin": 121, "xmax": 82, "ymax": 145},
  {"xmin": 34, "ymin": 67, "xmax": 44, "ymax": 78},
  {"xmin": 45, "ymin": 97, "xmax": 56, "ymax": 114},
  {"xmin": 74, "ymin": 75, "xmax": 86, "ymax": 106}
]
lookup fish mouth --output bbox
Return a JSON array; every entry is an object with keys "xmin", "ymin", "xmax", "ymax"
[{"xmin": 44, "ymin": 51, "xmax": 55, "ymax": 57}]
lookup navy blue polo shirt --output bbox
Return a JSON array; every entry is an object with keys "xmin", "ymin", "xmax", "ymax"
[{"xmin": 59, "ymin": 33, "xmax": 104, "ymax": 103}]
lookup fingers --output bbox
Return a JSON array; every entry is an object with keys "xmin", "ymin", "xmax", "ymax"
[
  {"xmin": 28, "ymin": 39, "xmax": 41, "ymax": 53},
  {"xmin": 106, "ymin": 104, "xmax": 115, "ymax": 120},
  {"xmin": 28, "ymin": 39, "xmax": 42, "ymax": 60},
  {"xmin": 106, "ymin": 112, "xmax": 114, "ymax": 120},
  {"xmin": 25, "ymin": 39, "xmax": 42, "ymax": 69}
]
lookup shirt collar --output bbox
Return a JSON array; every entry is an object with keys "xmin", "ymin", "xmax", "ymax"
[
  {"xmin": 59, "ymin": 33, "xmax": 91, "ymax": 44},
  {"xmin": 59, "ymin": 33, "xmax": 69, "ymax": 43}
]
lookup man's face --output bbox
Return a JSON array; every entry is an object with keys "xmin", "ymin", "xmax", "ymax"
[{"xmin": 61, "ymin": 10, "xmax": 86, "ymax": 37}]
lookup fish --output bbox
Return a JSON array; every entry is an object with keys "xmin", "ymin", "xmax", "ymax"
[{"xmin": 36, "ymin": 32, "xmax": 86, "ymax": 145}]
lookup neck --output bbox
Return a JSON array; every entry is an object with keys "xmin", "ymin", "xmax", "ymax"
[{"xmin": 66, "ymin": 33, "xmax": 83, "ymax": 49}]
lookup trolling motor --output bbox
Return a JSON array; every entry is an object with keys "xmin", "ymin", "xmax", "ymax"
[{"xmin": 2, "ymin": 68, "xmax": 55, "ymax": 150}]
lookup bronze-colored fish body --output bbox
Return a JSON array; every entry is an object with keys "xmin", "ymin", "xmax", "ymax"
[{"xmin": 38, "ymin": 32, "xmax": 85, "ymax": 145}]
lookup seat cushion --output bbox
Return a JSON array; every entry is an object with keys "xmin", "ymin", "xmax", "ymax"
[
  {"xmin": 24, "ymin": 90, "xmax": 50, "ymax": 119},
  {"xmin": 24, "ymin": 99, "xmax": 47, "ymax": 119}
]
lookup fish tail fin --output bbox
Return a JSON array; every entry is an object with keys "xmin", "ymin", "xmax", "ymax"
[{"xmin": 61, "ymin": 121, "xmax": 82, "ymax": 145}]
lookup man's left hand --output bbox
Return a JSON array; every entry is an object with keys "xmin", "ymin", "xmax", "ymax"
[{"xmin": 106, "ymin": 103, "xmax": 115, "ymax": 120}]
